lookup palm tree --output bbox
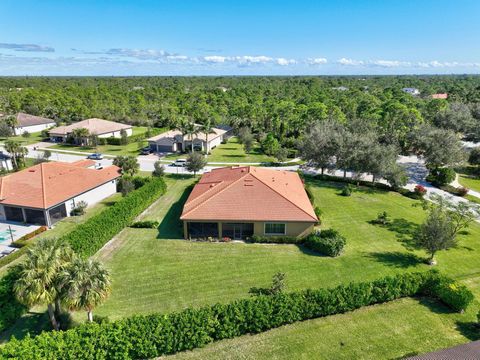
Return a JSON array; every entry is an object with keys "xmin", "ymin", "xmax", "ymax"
[
  {"xmin": 4, "ymin": 139, "xmax": 28, "ymax": 170},
  {"xmin": 60, "ymin": 257, "xmax": 111, "ymax": 322},
  {"xmin": 71, "ymin": 127, "xmax": 90, "ymax": 147},
  {"xmin": 177, "ymin": 118, "xmax": 198, "ymax": 153},
  {"xmin": 14, "ymin": 238, "xmax": 74, "ymax": 330},
  {"xmin": 5, "ymin": 115, "xmax": 18, "ymax": 135},
  {"xmin": 199, "ymin": 119, "xmax": 215, "ymax": 155}
]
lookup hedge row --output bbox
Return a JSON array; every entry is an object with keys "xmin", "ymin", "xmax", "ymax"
[
  {"xmin": 0, "ymin": 271, "xmax": 472, "ymax": 359},
  {"xmin": 0, "ymin": 268, "xmax": 27, "ymax": 333},
  {"xmin": 249, "ymin": 235, "xmax": 300, "ymax": 244},
  {"xmin": 61, "ymin": 177, "xmax": 167, "ymax": 257},
  {"xmin": 11, "ymin": 226, "xmax": 48, "ymax": 248}
]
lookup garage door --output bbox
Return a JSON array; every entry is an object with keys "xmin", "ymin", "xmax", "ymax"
[
  {"xmin": 154, "ymin": 144, "xmax": 172, "ymax": 153},
  {"xmin": 4, "ymin": 206, "xmax": 24, "ymax": 222}
]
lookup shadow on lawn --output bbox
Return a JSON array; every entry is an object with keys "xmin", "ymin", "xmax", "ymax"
[
  {"xmin": 157, "ymin": 183, "xmax": 194, "ymax": 239},
  {"xmin": 383, "ymin": 218, "xmax": 420, "ymax": 251},
  {"xmin": 367, "ymin": 251, "xmax": 423, "ymax": 268}
]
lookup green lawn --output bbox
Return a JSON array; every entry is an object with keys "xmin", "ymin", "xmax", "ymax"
[
  {"xmin": 164, "ymin": 137, "xmax": 275, "ymax": 164},
  {"xmin": 4, "ymin": 176, "xmax": 480, "ymax": 357},
  {"xmin": 49, "ymin": 126, "xmax": 156, "ymax": 156},
  {"xmin": 0, "ymin": 131, "xmax": 45, "ymax": 145},
  {"xmin": 165, "ymin": 298, "xmax": 478, "ymax": 360},
  {"xmin": 459, "ymin": 174, "xmax": 480, "ymax": 193}
]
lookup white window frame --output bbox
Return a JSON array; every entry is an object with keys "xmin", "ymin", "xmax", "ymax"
[{"xmin": 264, "ymin": 222, "xmax": 287, "ymax": 236}]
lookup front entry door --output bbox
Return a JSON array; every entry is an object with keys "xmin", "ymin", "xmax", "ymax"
[{"xmin": 233, "ymin": 225, "xmax": 242, "ymax": 240}]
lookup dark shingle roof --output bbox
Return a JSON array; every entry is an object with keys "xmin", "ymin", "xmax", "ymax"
[
  {"xmin": 16, "ymin": 113, "xmax": 56, "ymax": 127},
  {"xmin": 407, "ymin": 340, "xmax": 480, "ymax": 360}
]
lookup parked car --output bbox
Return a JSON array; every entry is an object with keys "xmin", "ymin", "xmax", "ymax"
[
  {"xmin": 87, "ymin": 153, "xmax": 103, "ymax": 160},
  {"xmin": 140, "ymin": 147, "xmax": 151, "ymax": 155},
  {"xmin": 172, "ymin": 159, "xmax": 187, "ymax": 167}
]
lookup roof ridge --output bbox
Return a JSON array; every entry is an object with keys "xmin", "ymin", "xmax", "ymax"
[
  {"xmin": 249, "ymin": 169, "xmax": 318, "ymax": 222},
  {"xmin": 181, "ymin": 171, "xmax": 249, "ymax": 218},
  {"xmin": 40, "ymin": 162, "xmax": 48, "ymax": 208}
]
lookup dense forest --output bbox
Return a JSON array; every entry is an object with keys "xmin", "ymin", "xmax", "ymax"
[{"xmin": 1, "ymin": 76, "xmax": 479, "ymax": 180}]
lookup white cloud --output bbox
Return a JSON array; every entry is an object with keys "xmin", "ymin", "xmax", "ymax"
[
  {"xmin": 0, "ymin": 43, "xmax": 54, "ymax": 52},
  {"xmin": 338, "ymin": 58, "xmax": 364, "ymax": 66},
  {"xmin": 307, "ymin": 57, "xmax": 328, "ymax": 65},
  {"xmin": 276, "ymin": 58, "xmax": 296, "ymax": 66},
  {"xmin": 203, "ymin": 55, "xmax": 228, "ymax": 63}
]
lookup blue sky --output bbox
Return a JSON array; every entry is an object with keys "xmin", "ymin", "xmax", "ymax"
[{"xmin": 0, "ymin": 0, "xmax": 479, "ymax": 75}]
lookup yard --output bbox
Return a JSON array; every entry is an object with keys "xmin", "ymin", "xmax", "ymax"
[
  {"xmin": 0, "ymin": 131, "xmax": 45, "ymax": 146},
  {"xmin": 164, "ymin": 137, "xmax": 275, "ymax": 164},
  {"xmin": 3, "ymin": 175, "xmax": 480, "ymax": 358},
  {"xmin": 48, "ymin": 126, "xmax": 159, "ymax": 156}
]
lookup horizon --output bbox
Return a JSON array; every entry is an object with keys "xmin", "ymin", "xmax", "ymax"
[{"xmin": 1, "ymin": 0, "xmax": 479, "ymax": 76}]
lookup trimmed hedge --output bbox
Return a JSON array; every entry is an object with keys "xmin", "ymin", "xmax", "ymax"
[
  {"xmin": 304, "ymin": 229, "xmax": 346, "ymax": 257},
  {"xmin": 249, "ymin": 235, "xmax": 300, "ymax": 244},
  {"xmin": 61, "ymin": 177, "xmax": 167, "ymax": 257},
  {"xmin": 0, "ymin": 271, "xmax": 472, "ymax": 359},
  {"xmin": 130, "ymin": 220, "xmax": 159, "ymax": 229},
  {"xmin": 11, "ymin": 226, "xmax": 48, "ymax": 248},
  {"xmin": 0, "ymin": 268, "xmax": 27, "ymax": 332}
]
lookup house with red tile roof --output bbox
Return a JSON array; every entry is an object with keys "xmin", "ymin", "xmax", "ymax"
[
  {"xmin": 0, "ymin": 161, "xmax": 120, "ymax": 226},
  {"xmin": 180, "ymin": 166, "xmax": 318, "ymax": 240}
]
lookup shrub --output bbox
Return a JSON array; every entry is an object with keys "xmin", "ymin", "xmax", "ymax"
[
  {"xmin": 432, "ymin": 274, "xmax": 474, "ymax": 312},
  {"xmin": 457, "ymin": 187, "xmax": 469, "ymax": 197},
  {"xmin": 60, "ymin": 177, "xmax": 167, "ymax": 257},
  {"xmin": 314, "ymin": 206, "xmax": 322, "ymax": 224},
  {"xmin": 0, "ymin": 268, "xmax": 27, "ymax": 332},
  {"xmin": 70, "ymin": 201, "xmax": 88, "ymax": 216},
  {"xmin": 414, "ymin": 184, "xmax": 427, "ymax": 197},
  {"xmin": 304, "ymin": 229, "xmax": 346, "ymax": 257},
  {"xmin": 249, "ymin": 235, "xmax": 300, "ymax": 244},
  {"xmin": 341, "ymin": 183, "xmax": 353, "ymax": 196},
  {"xmin": 372, "ymin": 211, "xmax": 390, "ymax": 225},
  {"xmin": 426, "ymin": 167, "xmax": 456, "ymax": 186},
  {"xmin": 130, "ymin": 220, "xmax": 159, "ymax": 229},
  {"xmin": 10, "ymin": 226, "xmax": 48, "ymax": 248},
  {"xmin": 0, "ymin": 271, "xmax": 469, "ymax": 359}
]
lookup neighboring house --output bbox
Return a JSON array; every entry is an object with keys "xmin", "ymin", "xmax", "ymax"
[
  {"xmin": 402, "ymin": 87, "xmax": 420, "ymax": 95},
  {"xmin": 431, "ymin": 93, "xmax": 448, "ymax": 99},
  {"xmin": 0, "ymin": 152, "xmax": 13, "ymax": 171},
  {"xmin": 49, "ymin": 118, "xmax": 133, "ymax": 142},
  {"xmin": 147, "ymin": 125, "xmax": 232, "ymax": 153},
  {"xmin": 4, "ymin": 113, "xmax": 56, "ymax": 135},
  {"xmin": 0, "ymin": 160, "xmax": 120, "ymax": 226},
  {"xmin": 180, "ymin": 166, "xmax": 318, "ymax": 240},
  {"xmin": 332, "ymin": 86, "xmax": 349, "ymax": 91}
]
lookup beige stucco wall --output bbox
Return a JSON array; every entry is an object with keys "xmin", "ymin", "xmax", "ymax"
[{"xmin": 183, "ymin": 220, "xmax": 315, "ymax": 239}]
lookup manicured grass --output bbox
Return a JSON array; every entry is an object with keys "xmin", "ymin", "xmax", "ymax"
[
  {"xmin": 49, "ymin": 126, "xmax": 159, "ymax": 156},
  {"xmin": 90, "ymin": 178, "xmax": 480, "ymax": 322},
  {"xmin": 164, "ymin": 137, "xmax": 275, "ymax": 164},
  {"xmin": 458, "ymin": 174, "xmax": 480, "ymax": 193},
  {"xmin": 0, "ymin": 131, "xmax": 45, "ymax": 146},
  {"xmin": 165, "ymin": 297, "xmax": 478, "ymax": 360}
]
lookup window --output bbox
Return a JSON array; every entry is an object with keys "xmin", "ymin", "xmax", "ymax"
[{"xmin": 264, "ymin": 223, "xmax": 286, "ymax": 235}]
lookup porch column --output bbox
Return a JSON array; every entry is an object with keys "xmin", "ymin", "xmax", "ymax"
[
  {"xmin": 218, "ymin": 222, "xmax": 222, "ymax": 239},
  {"xmin": 183, "ymin": 221, "xmax": 188, "ymax": 239},
  {"xmin": 21, "ymin": 208, "xmax": 27, "ymax": 223},
  {"xmin": 45, "ymin": 210, "xmax": 52, "ymax": 228}
]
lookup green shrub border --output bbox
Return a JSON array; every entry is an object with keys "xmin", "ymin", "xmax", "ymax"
[
  {"xmin": 0, "ymin": 270, "xmax": 472, "ymax": 359},
  {"xmin": 60, "ymin": 177, "xmax": 167, "ymax": 257}
]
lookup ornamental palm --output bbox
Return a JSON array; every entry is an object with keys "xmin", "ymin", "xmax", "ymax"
[
  {"xmin": 71, "ymin": 127, "xmax": 90, "ymax": 146},
  {"xmin": 4, "ymin": 139, "xmax": 28, "ymax": 170},
  {"xmin": 199, "ymin": 119, "xmax": 215, "ymax": 155},
  {"xmin": 14, "ymin": 238, "xmax": 74, "ymax": 330},
  {"xmin": 60, "ymin": 257, "xmax": 111, "ymax": 322},
  {"xmin": 177, "ymin": 118, "xmax": 199, "ymax": 153}
]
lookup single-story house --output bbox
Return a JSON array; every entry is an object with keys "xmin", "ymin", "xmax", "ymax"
[
  {"xmin": 0, "ymin": 160, "xmax": 120, "ymax": 226},
  {"xmin": 4, "ymin": 113, "xmax": 56, "ymax": 135},
  {"xmin": 49, "ymin": 118, "xmax": 133, "ymax": 142},
  {"xmin": 147, "ymin": 125, "xmax": 232, "ymax": 153},
  {"xmin": 180, "ymin": 166, "xmax": 318, "ymax": 240}
]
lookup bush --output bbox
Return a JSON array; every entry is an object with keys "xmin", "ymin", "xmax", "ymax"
[
  {"xmin": 457, "ymin": 187, "xmax": 469, "ymax": 197},
  {"xmin": 60, "ymin": 177, "xmax": 167, "ymax": 257},
  {"xmin": 249, "ymin": 235, "xmax": 300, "ymax": 244},
  {"xmin": 314, "ymin": 207, "xmax": 322, "ymax": 224},
  {"xmin": 432, "ymin": 274, "xmax": 474, "ymax": 312},
  {"xmin": 304, "ymin": 229, "xmax": 346, "ymax": 257},
  {"xmin": 414, "ymin": 184, "xmax": 427, "ymax": 198},
  {"xmin": 0, "ymin": 268, "xmax": 27, "ymax": 332},
  {"xmin": 130, "ymin": 220, "xmax": 159, "ymax": 229},
  {"xmin": 426, "ymin": 167, "xmax": 456, "ymax": 186},
  {"xmin": 10, "ymin": 226, "xmax": 48, "ymax": 248},
  {"xmin": 372, "ymin": 211, "xmax": 390, "ymax": 225},
  {"xmin": 341, "ymin": 184, "xmax": 353, "ymax": 196},
  {"xmin": 0, "ymin": 271, "xmax": 469, "ymax": 359},
  {"xmin": 70, "ymin": 201, "xmax": 88, "ymax": 216}
]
